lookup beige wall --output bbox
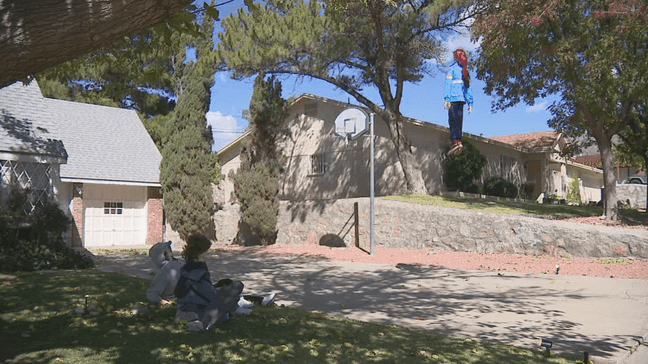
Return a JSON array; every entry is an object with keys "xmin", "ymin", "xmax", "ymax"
[{"xmin": 276, "ymin": 99, "xmax": 450, "ymax": 200}]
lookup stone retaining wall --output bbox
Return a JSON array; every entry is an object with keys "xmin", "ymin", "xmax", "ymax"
[
  {"xmin": 213, "ymin": 198, "xmax": 648, "ymax": 259},
  {"xmin": 617, "ymin": 184, "xmax": 647, "ymax": 210}
]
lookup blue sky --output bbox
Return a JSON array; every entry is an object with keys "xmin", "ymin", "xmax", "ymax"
[{"xmin": 205, "ymin": 1, "xmax": 555, "ymax": 152}]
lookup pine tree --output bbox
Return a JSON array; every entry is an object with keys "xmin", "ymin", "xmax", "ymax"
[
  {"xmin": 232, "ymin": 75, "xmax": 286, "ymax": 245},
  {"xmin": 160, "ymin": 13, "xmax": 218, "ymax": 240}
]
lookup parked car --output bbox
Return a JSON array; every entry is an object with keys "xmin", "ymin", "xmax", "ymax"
[{"xmin": 622, "ymin": 174, "xmax": 647, "ymax": 185}]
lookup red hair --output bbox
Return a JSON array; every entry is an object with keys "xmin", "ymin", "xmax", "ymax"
[{"xmin": 453, "ymin": 49, "xmax": 470, "ymax": 87}]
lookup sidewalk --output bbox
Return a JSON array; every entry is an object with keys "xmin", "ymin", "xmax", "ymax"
[{"xmin": 95, "ymin": 249, "xmax": 648, "ymax": 364}]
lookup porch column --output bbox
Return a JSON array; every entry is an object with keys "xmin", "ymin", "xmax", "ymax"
[
  {"xmin": 146, "ymin": 187, "xmax": 164, "ymax": 245},
  {"xmin": 71, "ymin": 183, "xmax": 84, "ymax": 247}
]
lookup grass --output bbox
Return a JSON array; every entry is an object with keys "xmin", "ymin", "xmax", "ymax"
[
  {"xmin": 383, "ymin": 194, "xmax": 646, "ymax": 220},
  {"xmin": 1, "ymin": 269, "xmax": 580, "ymax": 364}
]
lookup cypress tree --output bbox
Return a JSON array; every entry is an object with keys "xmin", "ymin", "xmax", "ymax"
[
  {"xmin": 232, "ymin": 75, "xmax": 286, "ymax": 245},
  {"xmin": 160, "ymin": 14, "xmax": 218, "ymax": 240}
]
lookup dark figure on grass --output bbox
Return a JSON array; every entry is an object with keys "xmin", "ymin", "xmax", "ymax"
[
  {"xmin": 147, "ymin": 238, "xmax": 276, "ymax": 332},
  {"xmin": 174, "ymin": 234, "xmax": 244, "ymax": 331},
  {"xmin": 444, "ymin": 48, "xmax": 474, "ymax": 156}
]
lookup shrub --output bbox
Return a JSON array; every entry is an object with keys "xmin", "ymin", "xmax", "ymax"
[
  {"xmin": 464, "ymin": 184, "xmax": 482, "ymax": 194},
  {"xmin": 567, "ymin": 177, "xmax": 582, "ymax": 204},
  {"xmin": 484, "ymin": 177, "xmax": 518, "ymax": 198},
  {"xmin": 0, "ymin": 191, "xmax": 94, "ymax": 272},
  {"xmin": 444, "ymin": 141, "xmax": 487, "ymax": 192}
]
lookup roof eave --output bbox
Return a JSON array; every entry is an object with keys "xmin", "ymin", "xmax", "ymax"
[{"xmin": 60, "ymin": 177, "xmax": 161, "ymax": 187}]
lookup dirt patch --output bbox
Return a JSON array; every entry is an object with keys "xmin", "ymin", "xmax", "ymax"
[{"xmin": 214, "ymin": 244, "xmax": 648, "ymax": 279}]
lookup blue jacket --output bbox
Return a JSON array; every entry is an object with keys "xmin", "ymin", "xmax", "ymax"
[{"xmin": 444, "ymin": 61, "xmax": 473, "ymax": 106}]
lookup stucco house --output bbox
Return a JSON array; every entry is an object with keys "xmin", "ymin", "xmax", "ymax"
[
  {"xmin": 217, "ymin": 94, "xmax": 603, "ymax": 203},
  {"xmin": 0, "ymin": 81, "xmax": 163, "ymax": 248}
]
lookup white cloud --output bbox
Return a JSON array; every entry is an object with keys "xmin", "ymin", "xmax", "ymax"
[
  {"xmin": 526, "ymin": 102, "xmax": 547, "ymax": 113},
  {"xmin": 206, "ymin": 111, "xmax": 246, "ymax": 152}
]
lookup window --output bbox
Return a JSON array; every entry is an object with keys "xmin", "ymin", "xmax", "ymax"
[
  {"xmin": 310, "ymin": 153, "xmax": 326, "ymax": 175},
  {"xmin": 104, "ymin": 202, "xmax": 123, "ymax": 215}
]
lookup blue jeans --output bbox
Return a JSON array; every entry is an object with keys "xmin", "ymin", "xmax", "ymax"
[{"xmin": 448, "ymin": 102, "xmax": 464, "ymax": 142}]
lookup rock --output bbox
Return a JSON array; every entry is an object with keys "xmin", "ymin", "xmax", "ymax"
[{"xmin": 187, "ymin": 320, "xmax": 204, "ymax": 332}]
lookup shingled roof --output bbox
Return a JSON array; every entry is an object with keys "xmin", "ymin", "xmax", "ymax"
[
  {"xmin": 489, "ymin": 131, "xmax": 561, "ymax": 151},
  {"xmin": 46, "ymin": 97, "xmax": 161, "ymax": 185},
  {"xmin": 0, "ymin": 81, "xmax": 67, "ymax": 161},
  {"xmin": 0, "ymin": 81, "xmax": 161, "ymax": 185}
]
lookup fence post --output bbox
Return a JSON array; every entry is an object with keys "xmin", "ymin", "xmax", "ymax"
[{"xmin": 354, "ymin": 202, "xmax": 359, "ymax": 248}]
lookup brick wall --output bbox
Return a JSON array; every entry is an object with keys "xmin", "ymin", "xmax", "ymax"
[
  {"xmin": 147, "ymin": 187, "xmax": 164, "ymax": 245},
  {"xmin": 71, "ymin": 183, "xmax": 84, "ymax": 247}
]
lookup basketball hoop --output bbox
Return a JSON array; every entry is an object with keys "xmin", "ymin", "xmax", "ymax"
[{"xmin": 334, "ymin": 108, "xmax": 369, "ymax": 140}]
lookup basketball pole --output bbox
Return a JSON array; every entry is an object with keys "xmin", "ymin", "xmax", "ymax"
[{"xmin": 370, "ymin": 113, "xmax": 375, "ymax": 255}]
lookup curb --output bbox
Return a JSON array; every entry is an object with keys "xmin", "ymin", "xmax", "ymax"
[{"xmin": 620, "ymin": 332, "xmax": 648, "ymax": 364}]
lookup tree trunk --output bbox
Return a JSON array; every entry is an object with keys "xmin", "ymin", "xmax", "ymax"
[
  {"xmin": 0, "ymin": 0, "xmax": 192, "ymax": 87},
  {"xmin": 383, "ymin": 113, "xmax": 428, "ymax": 195},
  {"xmin": 597, "ymin": 135, "xmax": 619, "ymax": 220}
]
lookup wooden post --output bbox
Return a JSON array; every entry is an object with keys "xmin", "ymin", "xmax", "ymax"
[{"xmin": 354, "ymin": 202, "xmax": 359, "ymax": 248}]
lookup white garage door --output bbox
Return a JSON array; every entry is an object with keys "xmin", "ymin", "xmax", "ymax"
[{"xmin": 84, "ymin": 184, "xmax": 147, "ymax": 247}]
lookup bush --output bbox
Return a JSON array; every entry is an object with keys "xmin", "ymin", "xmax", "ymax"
[
  {"xmin": 464, "ymin": 184, "xmax": 482, "ymax": 194},
  {"xmin": 483, "ymin": 177, "xmax": 518, "ymax": 198},
  {"xmin": 0, "ymin": 191, "xmax": 94, "ymax": 272},
  {"xmin": 444, "ymin": 141, "xmax": 487, "ymax": 192},
  {"xmin": 567, "ymin": 177, "xmax": 582, "ymax": 204}
]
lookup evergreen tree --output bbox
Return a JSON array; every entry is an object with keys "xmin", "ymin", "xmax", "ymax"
[
  {"xmin": 232, "ymin": 75, "xmax": 286, "ymax": 245},
  {"xmin": 160, "ymin": 13, "xmax": 219, "ymax": 240}
]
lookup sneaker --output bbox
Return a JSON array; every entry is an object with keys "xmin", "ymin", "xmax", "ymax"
[
  {"xmin": 448, "ymin": 141, "xmax": 463, "ymax": 156},
  {"xmin": 234, "ymin": 307, "xmax": 253, "ymax": 315},
  {"xmin": 238, "ymin": 297, "xmax": 254, "ymax": 308},
  {"xmin": 262, "ymin": 293, "xmax": 276, "ymax": 307}
]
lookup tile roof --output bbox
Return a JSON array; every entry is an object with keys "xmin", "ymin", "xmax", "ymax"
[
  {"xmin": 489, "ymin": 131, "xmax": 560, "ymax": 150},
  {"xmin": 572, "ymin": 154, "xmax": 602, "ymax": 168},
  {"xmin": 45, "ymin": 97, "xmax": 161, "ymax": 185},
  {"xmin": 0, "ymin": 81, "xmax": 67, "ymax": 160}
]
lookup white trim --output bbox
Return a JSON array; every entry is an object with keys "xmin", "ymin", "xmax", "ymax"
[{"xmin": 60, "ymin": 177, "xmax": 161, "ymax": 187}]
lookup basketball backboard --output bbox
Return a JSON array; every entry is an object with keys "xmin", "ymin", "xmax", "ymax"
[{"xmin": 334, "ymin": 108, "xmax": 369, "ymax": 140}]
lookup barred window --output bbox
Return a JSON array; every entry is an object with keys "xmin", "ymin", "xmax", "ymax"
[{"xmin": 310, "ymin": 153, "xmax": 326, "ymax": 175}]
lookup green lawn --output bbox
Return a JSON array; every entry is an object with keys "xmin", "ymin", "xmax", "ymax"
[
  {"xmin": 383, "ymin": 194, "xmax": 647, "ymax": 220},
  {"xmin": 1, "ymin": 270, "xmax": 581, "ymax": 364}
]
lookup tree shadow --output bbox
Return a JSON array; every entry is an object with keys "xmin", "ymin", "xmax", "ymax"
[{"xmin": 0, "ymin": 109, "xmax": 66, "ymax": 156}]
